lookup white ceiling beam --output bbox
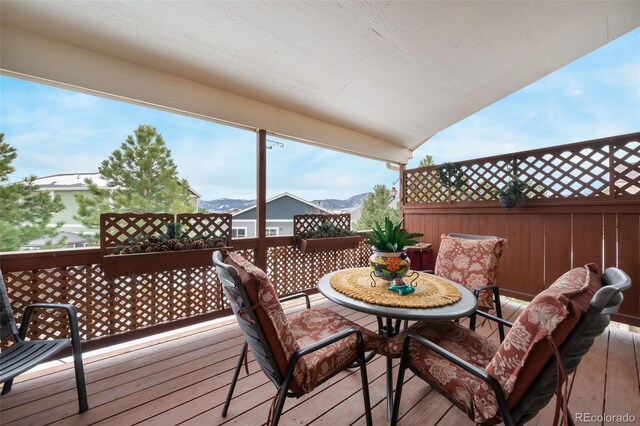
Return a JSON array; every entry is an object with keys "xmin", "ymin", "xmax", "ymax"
[{"xmin": 0, "ymin": 24, "xmax": 411, "ymax": 164}]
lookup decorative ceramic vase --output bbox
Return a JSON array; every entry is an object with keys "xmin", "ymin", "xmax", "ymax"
[{"xmin": 370, "ymin": 249, "xmax": 411, "ymax": 285}]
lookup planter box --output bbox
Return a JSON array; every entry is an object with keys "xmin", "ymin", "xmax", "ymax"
[
  {"xmin": 102, "ymin": 247, "xmax": 229, "ymax": 278},
  {"xmin": 297, "ymin": 236, "xmax": 361, "ymax": 254}
]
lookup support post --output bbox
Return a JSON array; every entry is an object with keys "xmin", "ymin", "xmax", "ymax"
[
  {"xmin": 256, "ymin": 129, "xmax": 268, "ymax": 270},
  {"xmin": 399, "ymin": 164, "xmax": 406, "ymax": 220}
]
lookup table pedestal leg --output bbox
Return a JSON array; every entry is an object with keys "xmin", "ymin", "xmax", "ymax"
[{"xmin": 378, "ymin": 316, "xmax": 401, "ymax": 425}]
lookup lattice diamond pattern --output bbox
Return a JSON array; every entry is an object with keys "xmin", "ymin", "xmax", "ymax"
[
  {"xmin": 613, "ymin": 140, "xmax": 640, "ymax": 196},
  {"xmin": 177, "ymin": 213, "xmax": 232, "ymax": 242},
  {"xmin": 518, "ymin": 146, "xmax": 610, "ymax": 198},
  {"xmin": 405, "ymin": 169, "xmax": 448, "ymax": 203},
  {"xmin": 4, "ymin": 244, "xmax": 368, "ymax": 344},
  {"xmin": 403, "ymin": 138, "xmax": 636, "ymax": 204},
  {"xmin": 293, "ymin": 214, "xmax": 351, "ymax": 236},
  {"xmin": 101, "ymin": 213, "xmax": 173, "ymax": 249}
]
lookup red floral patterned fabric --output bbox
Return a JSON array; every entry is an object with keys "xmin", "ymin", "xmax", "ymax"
[
  {"xmin": 385, "ymin": 321, "xmax": 502, "ymax": 423},
  {"xmin": 487, "ymin": 263, "xmax": 601, "ymax": 408},
  {"xmin": 225, "ymin": 252, "xmax": 381, "ymax": 394},
  {"xmin": 289, "ymin": 307, "xmax": 382, "ymax": 388},
  {"xmin": 382, "ymin": 264, "xmax": 601, "ymax": 424},
  {"xmin": 435, "ymin": 235, "xmax": 506, "ymax": 310}
]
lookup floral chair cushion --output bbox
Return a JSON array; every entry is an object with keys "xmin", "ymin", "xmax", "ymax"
[
  {"xmin": 434, "ymin": 235, "xmax": 506, "ymax": 310},
  {"xmin": 386, "ymin": 321, "xmax": 503, "ymax": 424},
  {"xmin": 225, "ymin": 252, "xmax": 381, "ymax": 394},
  {"xmin": 288, "ymin": 307, "xmax": 382, "ymax": 389},
  {"xmin": 381, "ymin": 264, "xmax": 601, "ymax": 424},
  {"xmin": 486, "ymin": 263, "xmax": 601, "ymax": 409}
]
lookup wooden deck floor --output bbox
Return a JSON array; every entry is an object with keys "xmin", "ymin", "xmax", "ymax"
[{"xmin": 1, "ymin": 295, "xmax": 639, "ymax": 426}]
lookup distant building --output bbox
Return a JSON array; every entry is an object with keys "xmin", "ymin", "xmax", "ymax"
[
  {"xmin": 232, "ymin": 193, "xmax": 331, "ymax": 237},
  {"xmin": 31, "ymin": 173, "xmax": 200, "ymax": 234},
  {"xmin": 21, "ymin": 231, "xmax": 88, "ymax": 250}
]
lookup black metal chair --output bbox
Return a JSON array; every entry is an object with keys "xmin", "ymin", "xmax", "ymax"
[
  {"xmin": 391, "ymin": 266, "xmax": 631, "ymax": 426},
  {"xmin": 0, "ymin": 270, "xmax": 88, "ymax": 413},
  {"xmin": 212, "ymin": 251, "xmax": 380, "ymax": 425},
  {"xmin": 439, "ymin": 233, "xmax": 507, "ymax": 341}
]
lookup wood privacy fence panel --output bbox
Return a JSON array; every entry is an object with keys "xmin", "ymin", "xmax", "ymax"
[
  {"xmin": 0, "ymin": 240, "xmax": 370, "ymax": 343},
  {"xmin": 404, "ymin": 133, "xmax": 640, "ymax": 205},
  {"xmin": 403, "ymin": 207, "xmax": 640, "ymax": 326}
]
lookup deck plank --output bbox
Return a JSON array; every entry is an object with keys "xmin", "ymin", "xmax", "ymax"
[
  {"xmin": 0, "ymin": 295, "xmax": 637, "ymax": 426},
  {"xmin": 604, "ymin": 328, "xmax": 640, "ymax": 423}
]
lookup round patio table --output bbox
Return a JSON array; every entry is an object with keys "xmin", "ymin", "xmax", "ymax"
[{"xmin": 317, "ymin": 267, "xmax": 477, "ymax": 425}]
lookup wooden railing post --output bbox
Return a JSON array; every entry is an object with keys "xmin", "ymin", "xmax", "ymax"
[
  {"xmin": 609, "ymin": 138, "xmax": 616, "ymax": 200},
  {"xmin": 256, "ymin": 129, "xmax": 268, "ymax": 270}
]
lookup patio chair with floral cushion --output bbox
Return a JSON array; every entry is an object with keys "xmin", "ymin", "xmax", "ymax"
[
  {"xmin": 435, "ymin": 233, "xmax": 507, "ymax": 340},
  {"xmin": 212, "ymin": 251, "xmax": 382, "ymax": 426},
  {"xmin": 389, "ymin": 264, "xmax": 631, "ymax": 426}
]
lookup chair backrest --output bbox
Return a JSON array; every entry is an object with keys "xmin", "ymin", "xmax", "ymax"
[
  {"xmin": 435, "ymin": 233, "xmax": 506, "ymax": 310},
  {"xmin": 0, "ymin": 271, "xmax": 19, "ymax": 341},
  {"xmin": 212, "ymin": 251, "xmax": 286, "ymax": 388},
  {"xmin": 447, "ymin": 233, "xmax": 499, "ymax": 240},
  {"xmin": 504, "ymin": 266, "xmax": 631, "ymax": 423}
]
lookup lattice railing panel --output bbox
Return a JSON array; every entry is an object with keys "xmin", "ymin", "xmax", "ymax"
[
  {"xmin": 177, "ymin": 213, "xmax": 232, "ymax": 242},
  {"xmin": 266, "ymin": 239, "xmax": 369, "ymax": 296},
  {"xmin": 3, "ymin": 242, "xmax": 363, "ymax": 343},
  {"xmin": 517, "ymin": 145, "xmax": 610, "ymax": 199},
  {"xmin": 456, "ymin": 159, "xmax": 513, "ymax": 202},
  {"xmin": 405, "ymin": 168, "xmax": 448, "ymax": 204},
  {"xmin": 613, "ymin": 140, "xmax": 640, "ymax": 196},
  {"xmin": 101, "ymin": 213, "xmax": 173, "ymax": 249},
  {"xmin": 293, "ymin": 214, "xmax": 351, "ymax": 236},
  {"xmin": 404, "ymin": 134, "xmax": 640, "ymax": 204}
]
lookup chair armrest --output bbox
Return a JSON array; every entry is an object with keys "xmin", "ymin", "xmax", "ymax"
[
  {"xmin": 19, "ymin": 303, "xmax": 81, "ymax": 342},
  {"xmin": 475, "ymin": 310, "xmax": 513, "ymax": 328},
  {"xmin": 473, "ymin": 284, "xmax": 498, "ymax": 296},
  {"xmin": 284, "ymin": 327, "xmax": 363, "ymax": 378},
  {"xmin": 279, "ymin": 292, "xmax": 311, "ymax": 309},
  {"xmin": 403, "ymin": 333, "xmax": 514, "ymax": 426}
]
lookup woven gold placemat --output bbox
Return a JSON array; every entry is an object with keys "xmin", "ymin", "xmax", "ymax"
[{"xmin": 330, "ymin": 268, "xmax": 461, "ymax": 308}]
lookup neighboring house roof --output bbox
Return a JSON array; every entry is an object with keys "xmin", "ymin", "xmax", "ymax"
[
  {"xmin": 23, "ymin": 231, "xmax": 88, "ymax": 248},
  {"xmin": 233, "ymin": 193, "xmax": 330, "ymax": 219},
  {"xmin": 30, "ymin": 173, "xmax": 201, "ymax": 198}
]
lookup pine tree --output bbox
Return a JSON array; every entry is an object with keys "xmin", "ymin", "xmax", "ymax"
[
  {"xmin": 354, "ymin": 185, "xmax": 400, "ymax": 231},
  {"xmin": 0, "ymin": 133, "xmax": 65, "ymax": 252},
  {"xmin": 419, "ymin": 154, "xmax": 435, "ymax": 168},
  {"xmin": 75, "ymin": 125, "xmax": 195, "ymax": 229}
]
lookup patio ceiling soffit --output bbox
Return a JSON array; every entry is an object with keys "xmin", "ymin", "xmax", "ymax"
[{"xmin": 0, "ymin": 1, "xmax": 638, "ymax": 165}]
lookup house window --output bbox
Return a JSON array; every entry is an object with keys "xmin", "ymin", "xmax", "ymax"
[
  {"xmin": 266, "ymin": 227, "xmax": 279, "ymax": 236},
  {"xmin": 232, "ymin": 228, "xmax": 247, "ymax": 238}
]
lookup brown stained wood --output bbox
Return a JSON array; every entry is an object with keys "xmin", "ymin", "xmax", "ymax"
[
  {"xmin": 617, "ymin": 214, "xmax": 640, "ymax": 320},
  {"xmin": 282, "ymin": 356, "xmax": 390, "ymax": 425},
  {"xmin": 256, "ymin": 129, "xmax": 267, "ymax": 270},
  {"xmin": 604, "ymin": 328, "xmax": 640, "ymax": 420},
  {"xmin": 394, "ymin": 386, "xmax": 454, "ymax": 426},
  {"xmin": 572, "ymin": 214, "xmax": 604, "ymax": 268},
  {"xmin": 1, "ymin": 297, "xmax": 635, "ymax": 426},
  {"xmin": 566, "ymin": 331, "xmax": 609, "ymax": 419},
  {"xmin": 544, "ymin": 214, "xmax": 572, "ymax": 287},
  {"xmin": 526, "ymin": 214, "xmax": 546, "ymax": 296},
  {"xmin": 403, "ymin": 133, "xmax": 640, "ymax": 205}
]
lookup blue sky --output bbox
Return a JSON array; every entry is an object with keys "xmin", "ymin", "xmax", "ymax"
[{"xmin": 1, "ymin": 28, "xmax": 638, "ymax": 201}]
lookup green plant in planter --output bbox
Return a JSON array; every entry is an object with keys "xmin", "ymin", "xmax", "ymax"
[
  {"xmin": 437, "ymin": 162, "xmax": 466, "ymax": 190},
  {"xmin": 364, "ymin": 217, "xmax": 423, "ymax": 252},
  {"xmin": 496, "ymin": 177, "xmax": 527, "ymax": 209},
  {"xmin": 302, "ymin": 221, "xmax": 357, "ymax": 238}
]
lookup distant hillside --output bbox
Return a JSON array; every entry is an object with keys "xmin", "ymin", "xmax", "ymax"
[
  {"xmin": 312, "ymin": 193, "xmax": 368, "ymax": 211},
  {"xmin": 200, "ymin": 193, "xmax": 367, "ymax": 213},
  {"xmin": 199, "ymin": 198, "xmax": 255, "ymax": 213}
]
